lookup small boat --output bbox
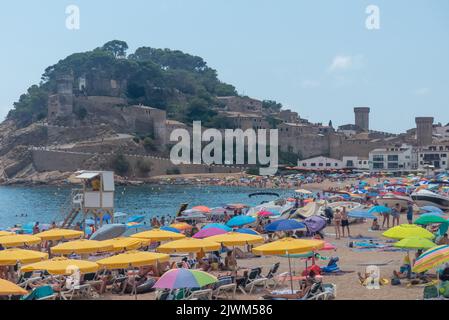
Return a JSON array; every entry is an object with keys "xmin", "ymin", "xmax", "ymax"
[
  {"xmin": 411, "ymin": 190, "xmax": 449, "ymax": 210},
  {"xmin": 377, "ymin": 193, "xmax": 413, "ymax": 210}
]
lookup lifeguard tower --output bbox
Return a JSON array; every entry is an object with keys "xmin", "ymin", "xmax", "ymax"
[{"xmin": 61, "ymin": 171, "xmax": 115, "ymax": 228}]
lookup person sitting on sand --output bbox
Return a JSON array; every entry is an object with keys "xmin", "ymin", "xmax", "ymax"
[
  {"xmin": 224, "ymin": 250, "xmax": 238, "ymax": 273},
  {"xmin": 371, "ymin": 218, "xmax": 380, "ymax": 231}
]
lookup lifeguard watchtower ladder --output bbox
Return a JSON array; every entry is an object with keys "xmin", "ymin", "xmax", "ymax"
[{"xmin": 61, "ymin": 171, "xmax": 115, "ymax": 228}]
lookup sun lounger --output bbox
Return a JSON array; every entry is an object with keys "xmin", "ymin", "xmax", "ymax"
[
  {"xmin": 60, "ymin": 284, "xmax": 92, "ymax": 300},
  {"xmin": 185, "ymin": 289, "xmax": 213, "ymax": 300},
  {"xmin": 17, "ymin": 272, "xmax": 42, "ymax": 290},
  {"xmin": 237, "ymin": 267, "xmax": 268, "ymax": 294},
  {"xmin": 264, "ymin": 262, "xmax": 281, "ymax": 289},
  {"xmin": 213, "ymin": 276, "xmax": 237, "ymax": 300}
]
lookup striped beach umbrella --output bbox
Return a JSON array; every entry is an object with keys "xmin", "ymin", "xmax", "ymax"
[{"xmin": 413, "ymin": 245, "xmax": 449, "ymax": 273}]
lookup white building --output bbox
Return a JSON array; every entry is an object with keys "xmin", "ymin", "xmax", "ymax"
[
  {"xmin": 369, "ymin": 145, "xmax": 416, "ymax": 172},
  {"xmin": 342, "ymin": 156, "xmax": 370, "ymax": 171},
  {"xmin": 417, "ymin": 145, "xmax": 449, "ymax": 171},
  {"xmin": 297, "ymin": 156, "xmax": 345, "ymax": 170}
]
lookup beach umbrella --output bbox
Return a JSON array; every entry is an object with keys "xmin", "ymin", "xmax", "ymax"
[
  {"xmin": 421, "ymin": 206, "xmax": 444, "ymax": 214},
  {"xmin": 160, "ymin": 226, "xmax": 181, "ymax": 233},
  {"xmin": 170, "ymin": 223, "xmax": 193, "ymax": 231},
  {"xmin": 420, "ymin": 212, "xmax": 444, "ymax": 218},
  {"xmin": 35, "ymin": 228, "xmax": 84, "ymax": 241},
  {"xmin": 265, "ymin": 219, "xmax": 306, "ymax": 232},
  {"xmin": 258, "ymin": 210, "xmax": 277, "ymax": 217},
  {"xmin": 382, "ymin": 224, "xmax": 435, "ymax": 240},
  {"xmin": 321, "ymin": 242, "xmax": 337, "ymax": 251},
  {"xmin": 0, "ymin": 235, "xmax": 41, "ymax": 248},
  {"xmin": 235, "ymin": 228, "xmax": 260, "ymax": 236},
  {"xmin": 393, "ymin": 237, "xmax": 436, "ymax": 250},
  {"xmin": 415, "ymin": 215, "xmax": 448, "ymax": 225},
  {"xmin": 153, "ymin": 269, "xmax": 218, "ymax": 290},
  {"xmin": 0, "ymin": 279, "xmax": 27, "ymax": 296},
  {"xmin": 96, "ymin": 251, "xmax": 170, "ymax": 269},
  {"xmin": 413, "ymin": 245, "xmax": 449, "ymax": 273},
  {"xmin": 127, "ymin": 215, "xmax": 146, "ymax": 223},
  {"xmin": 202, "ymin": 224, "xmax": 232, "ymax": 232},
  {"xmin": 226, "ymin": 216, "xmax": 256, "ymax": 228},
  {"xmin": 100, "ymin": 238, "xmax": 143, "ymax": 252},
  {"xmin": 191, "ymin": 206, "xmax": 212, "ymax": 213},
  {"xmin": 0, "ymin": 231, "xmax": 13, "ymax": 237},
  {"xmin": 21, "ymin": 257, "xmax": 99, "ymax": 275},
  {"xmin": 193, "ymin": 227, "xmax": 227, "ymax": 239},
  {"xmin": 51, "ymin": 239, "xmax": 114, "ymax": 255},
  {"xmin": 252, "ymin": 238, "xmax": 324, "ymax": 293},
  {"xmin": 369, "ymin": 206, "xmax": 392, "ymax": 214},
  {"xmin": 157, "ymin": 238, "xmax": 220, "ymax": 254},
  {"xmin": 348, "ymin": 210, "xmax": 377, "ymax": 220},
  {"xmin": 207, "ymin": 232, "xmax": 264, "ymax": 246},
  {"xmin": 304, "ymin": 216, "xmax": 327, "ymax": 233},
  {"xmin": 131, "ymin": 229, "xmax": 186, "ymax": 242},
  {"xmin": 0, "ymin": 249, "xmax": 48, "ymax": 266}
]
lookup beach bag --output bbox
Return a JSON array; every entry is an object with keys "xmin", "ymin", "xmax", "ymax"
[
  {"xmin": 391, "ymin": 278, "xmax": 401, "ymax": 286},
  {"xmin": 423, "ymin": 285, "xmax": 439, "ymax": 299}
]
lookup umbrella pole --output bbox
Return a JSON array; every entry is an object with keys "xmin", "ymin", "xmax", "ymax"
[{"xmin": 288, "ymin": 253, "xmax": 294, "ymax": 294}]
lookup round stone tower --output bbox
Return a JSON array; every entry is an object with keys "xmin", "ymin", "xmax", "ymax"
[{"xmin": 354, "ymin": 107, "xmax": 370, "ymax": 131}]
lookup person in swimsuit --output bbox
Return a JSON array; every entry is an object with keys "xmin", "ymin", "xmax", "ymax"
[
  {"xmin": 341, "ymin": 207, "xmax": 351, "ymax": 238},
  {"xmin": 333, "ymin": 209, "xmax": 342, "ymax": 240}
]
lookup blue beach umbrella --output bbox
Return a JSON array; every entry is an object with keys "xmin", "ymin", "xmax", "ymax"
[
  {"xmin": 265, "ymin": 219, "xmax": 306, "ymax": 232},
  {"xmin": 235, "ymin": 228, "xmax": 259, "ymax": 235},
  {"xmin": 421, "ymin": 206, "xmax": 444, "ymax": 214},
  {"xmin": 160, "ymin": 226, "xmax": 181, "ymax": 233},
  {"xmin": 202, "ymin": 223, "xmax": 232, "ymax": 232},
  {"xmin": 226, "ymin": 216, "xmax": 256, "ymax": 228},
  {"xmin": 420, "ymin": 212, "xmax": 444, "ymax": 218},
  {"xmin": 369, "ymin": 206, "xmax": 391, "ymax": 214}
]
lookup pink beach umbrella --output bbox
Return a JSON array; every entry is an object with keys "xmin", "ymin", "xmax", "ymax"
[
  {"xmin": 193, "ymin": 227, "xmax": 227, "ymax": 239},
  {"xmin": 258, "ymin": 211, "xmax": 276, "ymax": 217}
]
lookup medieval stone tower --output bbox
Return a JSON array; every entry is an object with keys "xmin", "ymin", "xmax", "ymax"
[
  {"xmin": 415, "ymin": 117, "xmax": 434, "ymax": 146},
  {"xmin": 354, "ymin": 107, "xmax": 370, "ymax": 131},
  {"xmin": 48, "ymin": 73, "xmax": 74, "ymax": 123}
]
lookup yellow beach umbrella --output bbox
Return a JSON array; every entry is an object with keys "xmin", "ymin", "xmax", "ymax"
[
  {"xmin": 393, "ymin": 237, "xmax": 436, "ymax": 250},
  {"xmin": 157, "ymin": 238, "xmax": 220, "ymax": 254},
  {"xmin": 101, "ymin": 238, "xmax": 143, "ymax": 252},
  {"xmin": 0, "ymin": 249, "xmax": 48, "ymax": 266},
  {"xmin": 382, "ymin": 224, "xmax": 435, "ymax": 240},
  {"xmin": 97, "ymin": 251, "xmax": 170, "ymax": 269},
  {"xmin": 0, "ymin": 279, "xmax": 28, "ymax": 296},
  {"xmin": 170, "ymin": 223, "xmax": 193, "ymax": 231},
  {"xmin": 0, "ymin": 235, "xmax": 41, "ymax": 248},
  {"xmin": 21, "ymin": 257, "xmax": 99, "ymax": 275},
  {"xmin": 51, "ymin": 239, "xmax": 113, "ymax": 255},
  {"xmin": 207, "ymin": 232, "xmax": 264, "ymax": 246},
  {"xmin": 252, "ymin": 238, "xmax": 325, "ymax": 255},
  {"xmin": 0, "ymin": 231, "xmax": 13, "ymax": 237},
  {"xmin": 131, "ymin": 229, "xmax": 186, "ymax": 242},
  {"xmin": 252, "ymin": 238, "xmax": 325, "ymax": 293},
  {"xmin": 35, "ymin": 228, "xmax": 83, "ymax": 241}
]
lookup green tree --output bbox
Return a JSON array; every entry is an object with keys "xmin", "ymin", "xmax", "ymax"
[
  {"xmin": 111, "ymin": 153, "xmax": 130, "ymax": 176},
  {"xmin": 102, "ymin": 40, "xmax": 129, "ymax": 58}
]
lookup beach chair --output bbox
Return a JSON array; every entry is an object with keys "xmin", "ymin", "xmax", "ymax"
[
  {"xmin": 213, "ymin": 276, "xmax": 237, "ymax": 300},
  {"xmin": 307, "ymin": 283, "xmax": 336, "ymax": 300},
  {"xmin": 21, "ymin": 286, "xmax": 57, "ymax": 301},
  {"xmin": 238, "ymin": 268, "xmax": 268, "ymax": 295},
  {"xmin": 17, "ymin": 272, "xmax": 42, "ymax": 290},
  {"xmin": 185, "ymin": 289, "xmax": 213, "ymax": 300},
  {"xmin": 264, "ymin": 263, "xmax": 281, "ymax": 289}
]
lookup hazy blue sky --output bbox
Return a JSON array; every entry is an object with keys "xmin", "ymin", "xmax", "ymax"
[{"xmin": 1, "ymin": 0, "xmax": 448, "ymax": 132}]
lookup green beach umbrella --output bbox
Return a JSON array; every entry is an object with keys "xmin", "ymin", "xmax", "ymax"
[
  {"xmin": 415, "ymin": 215, "xmax": 448, "ymax": 225},
  {"xmin": 393, "ymin": 237, "xmax": 437, "ymax": 250}
]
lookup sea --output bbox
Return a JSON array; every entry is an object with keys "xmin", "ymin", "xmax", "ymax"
[{"xmin": 0, "ymin": 185, "xmax": 295, "ymax": 229}]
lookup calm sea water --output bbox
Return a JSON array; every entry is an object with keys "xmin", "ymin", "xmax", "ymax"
[{"xmin": 0, "ymin": 185, "xmax": 294, "ymax": 229}]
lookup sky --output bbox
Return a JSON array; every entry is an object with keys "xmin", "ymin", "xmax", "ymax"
[{"xmin": 0, "ymin": 0, "xmax": 448, "ymax": 133}]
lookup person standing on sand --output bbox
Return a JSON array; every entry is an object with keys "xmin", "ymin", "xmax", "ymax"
[
  {"xmin": 392, "ymin": 204, "xmax": 401, "ymax": 227},
  {"xmin": 381, "ymin": 204, "xmax": 390, "ymax": 229},
  {"xmin": 407, "ymin": 202, "xmax": 414, "ymax": 224},
  {"xmin": 341, "ymin": 207, "xmax": 351, "ymax": 238},
  {"xmin": 333, "ymin": 209, "xmax": 342, "ymax": 240}
]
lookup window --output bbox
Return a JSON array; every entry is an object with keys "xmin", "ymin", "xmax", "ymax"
[
  {"xmin": 319, "ymin": 163, "xmax": 324, "ymax": 167},
  {"xmin": 388, "ymin": 155, "xmax": 399, "ymax": 161},
  {"xmin": 373, "ymin": 163, "xmax": 384, "ymax": 169},
  {"xmin": 373, "ymin": 155, "xmax": 384, "ymax": 162},
  {"xmin": 388, "ymin": 163, "xmax": 399, "ymax": 169},
  {"xmin": 302, "ymin": 163, "xmax": 307, "ymax": 167},
  {"xmin": 311, "ymin": 163, "xmax": 316, "ymax": 167},
  {"xmin": 326, "ymin": 163, "xmax": 331, "ymax": 167},
  {"xmin": 335, "ymin": 163, "xmax": 338, "ymax": 167}
]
